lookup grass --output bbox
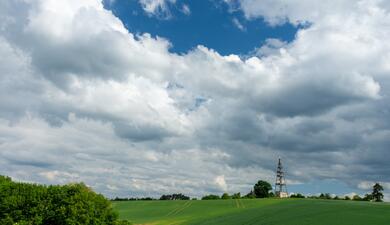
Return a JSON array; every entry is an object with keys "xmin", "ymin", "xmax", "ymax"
[{"xmin": 112, "ymin": 198, "xmax": 390, "ymax": 225}]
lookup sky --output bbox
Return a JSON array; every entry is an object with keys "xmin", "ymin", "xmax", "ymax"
[
  {"xmin": 104, "ymin": 0, "xmax": 298, "ymax": 55},
  {"xmin": 1, "ymin": 0, "xmax": 390, "ymax": 200}
]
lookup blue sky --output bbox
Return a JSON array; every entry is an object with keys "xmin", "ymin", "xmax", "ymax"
[{"xmin": 104, "ymin": 0, "xmax": 298, "ymax": 55}]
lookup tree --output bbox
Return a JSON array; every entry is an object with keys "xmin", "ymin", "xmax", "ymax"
[
  {"xmin": 253, "ymin": 180, "xmax": 272, "ymax": 198},
  {"xmin": 201, "ymin": 194, "xmax": 220, "ymax": 200},
  {"xmin": 352, "ymin": 195, "xmax": 362, "ymax": 201},
  {"xmin": 221, "ymin": 193, "xmax": 230, "ymax": 199},
  {"xmin": 232, "ymin": 192, "xmax": 241, "ymax": 199},
  {"xmin": 290, "ymin": 193, "xmax": 305, "ymax": 198},
  {"xmin": 160, "ymin": 193, "xmax": 190, "ymax": 200},
  {"xmin": 243, "ymin": 190, "xmax": 255, "ymax": 199},
  {"xmin": 372, "ymin": 183, "xmax": 384, "ymax": 202},
  {"xmin": 0, "ymin": 175, "xmax": 129, "ymax": 225},
  {"xmin": 363, "ymin": 194, "xmax": 373, "ymax": 201}
]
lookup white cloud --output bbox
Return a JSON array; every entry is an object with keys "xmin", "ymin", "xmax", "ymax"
[
  {"xmin": 1, "ymin": 0, "xmax": 390, "ymax": 199},
  {"xmin": 232, "ymin": 17, "xmax": 246, "ymax": 31},
  {"xmin": 232, "ymin": 0, "xmax": 355, "ymax": 25},
  {"xmin": 139, "ymin": 0, "xmax": 176, "ymax": 18},
  {"xmin": 358, "ymin": 181, "xmax": 374, "ymax": 190},
  {"xmin": 181, "ymin": 4, "xmax": 191, "ymax": 15},
  {"xmin": 358, "ymin": 181, "xmax": 390, "ymax": 190},
  {"xmin": 215, "ymin": 175, "xmax": 228, "ymax": 191}
]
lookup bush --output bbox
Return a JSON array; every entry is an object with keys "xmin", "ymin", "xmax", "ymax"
[
  {"xmin": 160, "ymin": 193, "xmax": 190, "ymax": 200},
  {"xmin": 352, "ymin": 195, "xmax": 362, "ymax": 201},
  {"xmin": 243, "ymin": 191, "xmax": 256, "ymax": 199},
  {"xmin": 0, "ymin": 175, "xmax": 129, "ymax": 225},
  {"xmin": 290, "ymin": 193, "xmax": 305, "ymax": 198},
  {"xmin": 221, "ymin": 193, "xmax": 231, "ymax": 199},
  {"xmin": 201, "ymin": 194, "xmax": 220, "ymax": 200},
  {"xmin": 232, "ymin": 192, "xmax": 241, "ymax": 199}
]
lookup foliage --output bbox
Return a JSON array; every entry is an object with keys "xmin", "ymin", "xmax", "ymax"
[
  {"xmin": 160, "ymin": 193, "xmax": 190, "ymax": 200},
  {"xmin": 363, "ymin": 194, "xmax": 373, "ymax": 201},
  {"xmin": 318, "ymin": 193, "xmax": 332, "ymax": 199},
  {"xmin": 0, "ymin": 175, "xmax": 129, "ymax": 225},
  {"xmin": 201, "ymin": 194, "xmax": 220, "ymax": 200},
  {"xmin": 243, "ymin": 190, "xmax": 256, "ymax": 199},
  {"xmin": 231, "ymin": 192, "xmax": 241, "ymax": 199},
  {"xmin": 352, "ymin": 195, "xmax": 362, "ymax": 201},
  {"xmin": 290, "ymin": 193, "xmax": 305, "ymax": 198},
  {"xmin": 113, "ymin": 197, "xmax": 156, "ymax": 201},
  {"xmin": 372, "ymin": 183, "xmax": 384, "ymax": 202},
  {"xmin": 221, "ymin": 193, "xmax": 231, "ymax": 199},
  {"xmin": 253, "ymin": 180, "xmax": 272, "ymax": 198}
]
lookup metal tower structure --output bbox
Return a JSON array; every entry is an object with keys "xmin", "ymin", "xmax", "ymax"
[{"xmin": 275, "ymin": 158, "xmax": 288, "ymax": 198}]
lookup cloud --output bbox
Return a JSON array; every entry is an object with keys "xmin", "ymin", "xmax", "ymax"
[
  {"xmin": 1, "ymin": 0, "xmax": 390, "ymax": 199},
  {"xmin": 232, "ymin": 17, "xmax": 246, "ymax": 31},
  {"xmin": 215, "ymin": 175, "xmax": 228, "ymax": 191},
  {"xmin": 139, "ymin": 0, "xmax": 176, "ymax": 19},
  {"xmin": 181, "ymin": 4, "xmax": 191, "ymax": 16},
  {"xmin": 230, "ymin": 0, "xmax": 355, "ymax": 25}
]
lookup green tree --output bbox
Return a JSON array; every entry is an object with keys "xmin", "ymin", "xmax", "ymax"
[
  {"xmin": 372, "ymin": 183, "xmax": 384, "ymax": 202},
  {"xmin": 363, "ymin": 193, "xmax": 373, "ymax": 201},
  {"xmin": 352, "ymin": 195, "xmax": 362, "ymax": 201},
  {"xmin": 243, "ymin": 190, "xmax": 255, "ymax": 199},
  {"xmin": 253, "ymin": 180, "xmax": 272, "ymax": 198},
  {"xmin": 0, "ymin": 175, "xmax": 129, "ymax": 225},
  {"xmin": 221, "ymin": 193, "xmax": 230, "ymax": 199},
  {"xmin": 231, "ymin": 192, "xmax": 241, "ymax": 199},
  {"xmin": 290, "ymin": 193, "xmax": 305, "ymax": 198},
  {"xmin": 201, "ymin": 194, "xmax": 220, "ymax": 200}
]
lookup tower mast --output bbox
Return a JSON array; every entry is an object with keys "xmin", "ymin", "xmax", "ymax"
[{"xmin": 275, "ymin": 158, "xmax": 288, "ymax": 198}]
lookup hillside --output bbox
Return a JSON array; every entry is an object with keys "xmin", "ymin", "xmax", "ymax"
[{"xmin": 113, "ymin": 198, "xmax": 390, "ymax": 225}]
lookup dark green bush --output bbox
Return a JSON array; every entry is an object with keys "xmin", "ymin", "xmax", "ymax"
[{"xmin": 0, "ymin": 175, "xmax": 130, "ymax": 225}]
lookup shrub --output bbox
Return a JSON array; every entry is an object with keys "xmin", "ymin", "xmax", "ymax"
[
  {"xmin": 0, "ymin": 175, "xmax": 128, "ymax": 225},
  {"xmin": 201, "ymin": 194, "xmax": 220, "ymax": 200},
  {"xmin": 221, "ymin": 193, "xmax": 231, "ymax": 199}
]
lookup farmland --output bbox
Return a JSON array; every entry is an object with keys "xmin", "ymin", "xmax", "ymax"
[{"xmin": 113, "ymin": 198, "xmax": 390, "ymax": 225}]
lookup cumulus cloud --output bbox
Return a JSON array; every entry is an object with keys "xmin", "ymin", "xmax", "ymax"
[
  {"xmin": 215, "ymin": 175, "xmax": 228, "ymax": 191},
  {"xmin": 1, "ymin": 0, "xmax": 390, "ymax": 198},
  {"xmin": 228, "ymin": 0, "xmax": 355, "ymax": 25}
]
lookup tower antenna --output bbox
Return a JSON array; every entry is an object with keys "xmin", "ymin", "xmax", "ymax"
[{"xmin": 275, "ymin": 158, "xmax": 288, "ymax": 198}]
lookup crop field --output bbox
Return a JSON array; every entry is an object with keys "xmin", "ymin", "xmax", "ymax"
[{"xmin": 112, "ymin": 198, "xmax": 390, "ymax": 225}]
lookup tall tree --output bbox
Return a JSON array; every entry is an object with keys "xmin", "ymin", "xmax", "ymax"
[
  {"xmin": 253, "ymin": 180, "xmax": 272, "ymax": 198},
  {"xmin": 372, "ymin": 183, "xmax": 384, "ymax": 202}
]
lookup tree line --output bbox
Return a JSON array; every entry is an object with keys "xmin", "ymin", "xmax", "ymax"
[
  {"xmin": 301, "ymin": 183, "xmax": 384, "ymax": 202},
  {"xmin": 199, "ymin": 180, "xmax": 385, "ymax": 202},
  {"xmin": 0, "ymin": 175, "xmax": 131, "ymax": 225},
  {"xmin": 113, "ymin": 180, "xmax": 385, "ymax": 202}
]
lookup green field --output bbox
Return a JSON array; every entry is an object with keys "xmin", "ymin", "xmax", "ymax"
[{"xmin": 113, "ymin": 198, "xmax": 390, "ymax": 225}]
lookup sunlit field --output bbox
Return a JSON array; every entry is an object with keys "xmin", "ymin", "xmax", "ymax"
[{"xmin": 113, "ymin": 198, "xmax": 390, "ymax": 225}]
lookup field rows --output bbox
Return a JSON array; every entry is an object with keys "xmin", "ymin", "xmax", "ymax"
[{"xmin": 113, "ymin": 198, "xmax": 390, "ymax": 225}]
